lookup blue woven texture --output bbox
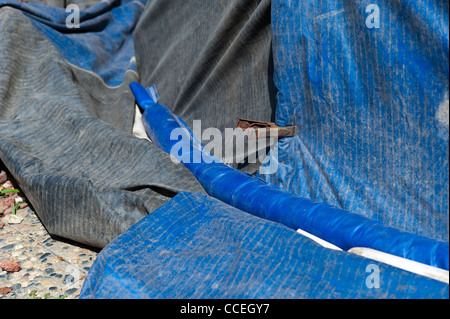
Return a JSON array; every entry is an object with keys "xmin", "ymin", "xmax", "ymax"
[
  {"xmin": 80, "ymin": 192, "xmax": 449, "ymax": 299},
  {"xmin": 259, "ymin": 0, "xmax": 449, "ymax": 243}
]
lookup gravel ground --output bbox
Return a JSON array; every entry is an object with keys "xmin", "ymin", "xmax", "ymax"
[{"xmin": 0, "ymin": 170, "xmax": 99, "ymax": 299}]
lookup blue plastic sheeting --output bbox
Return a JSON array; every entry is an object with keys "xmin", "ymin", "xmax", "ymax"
[
  {"xmin": 259, "ymin": 0, "xmax": 449, "ymax": 244},
  {"xmin": 0, "ymin": 0, "xmax": 146, "ymax": 86},
  {"xmin": 79, "ymin": 192, "xmax": 449, "ymax": 299},
  {"xmin": 131, "ymin": 81, "xmax": 449, "ymax": 270},
  {"xmin": 2, "ymin": 0, "xmax": 448, "ymax": 299}
]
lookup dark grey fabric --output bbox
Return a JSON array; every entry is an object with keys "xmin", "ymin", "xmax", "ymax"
[
  {"xmin": 134, "ymin": 0, "xmax": 276, "ymax": 173},
  {"xmin": 0, "ymin": 7, "xmax": 205, "ymax": 248}
]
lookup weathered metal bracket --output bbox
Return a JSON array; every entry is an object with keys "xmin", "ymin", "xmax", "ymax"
[{"xmin": 237, "ymin": 119, "xmax": 298, "ymax": 139}]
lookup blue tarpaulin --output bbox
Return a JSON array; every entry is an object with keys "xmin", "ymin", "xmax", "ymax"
[
  {"xmin": 79, "ymin": 192, "xmax": 449, "ymax": 299},
  {"xmin": 260, "ymin": 0, "xmax": 449, "ymax": 243},
  {"xmin": 0, "ymin": 0, "xmax": 448, "ymax": 299}
]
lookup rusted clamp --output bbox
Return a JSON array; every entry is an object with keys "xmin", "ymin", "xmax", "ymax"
[{"xmin": 237, "ymin": 119, "xmax": 297, "ymax": 139}]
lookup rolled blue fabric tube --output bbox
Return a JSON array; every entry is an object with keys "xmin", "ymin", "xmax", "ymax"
[{"xmin": 131, "ymin": 81, "xmax": 449, "ymax": 271}]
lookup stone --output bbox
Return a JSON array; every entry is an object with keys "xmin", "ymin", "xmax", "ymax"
[
  {"xmin": 39, "ymin": 253, "xmax": 51, "ymax": 260},
  {"xmin": 1, "ymin": 244, "xmax": 15, "ymax": 250},
  {"xmin": 0, "ymin": 287, "xmax": 12, "ymax": 295},
  {"xmin": 45, "ymin": 268, "xmax": 55, "ymax": 274},
  {"xmin": 63, "ymin": 274, "xmax": 75, "ymax": 285},
  {"xmin": 0, "ymin": 259, "xmax": 21, "ymax": 272},
  {"xmin": 11, "ymin": 283, "xmax": 21, "ymax": 290},
  {"xmin": 5, "ymin": 214, "xmax": 24, "ymax": 224},
  {"xmin": 65, "ymin": 288, "xmax": 78, "ymax": 296}
]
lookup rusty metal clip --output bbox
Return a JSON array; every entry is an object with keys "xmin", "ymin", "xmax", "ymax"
[{"xmin": 237, "ymin": 119, "xmax": 297, "ymax": 139}]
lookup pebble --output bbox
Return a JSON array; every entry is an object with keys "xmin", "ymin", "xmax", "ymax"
[
  {"xmin": 39, "ymin": 253, "xmax": 51, "ymax": 261},
  {"xmin": 16, "ymin": 288, "xmax": 26, "ymax": 296},
  {"xmin": 0, "ymin": 205, "xmax": 98, "ymax": 299},
  {"xmin": 45, "ymin": 268, "xmax": 55, "ymax": 274},
  {"xmin": 65, "ymin": 288, "xmax": 78, "ymax": 296},
  {"xmin": 5, "ymin": 214, "xmax": 24, "ymax": 224},
  {"xmin": 0, "ymin": 287, "xmax": 12, "ymax": 295},
  {"xmin": 0, "ymin": 259, "xmax": 21, "ymax": 272},
  {"xmin": 11, "ymin": 283, "xmax": 21, "ymax": 290},
  {"xmin": 63, "ymin": 274, "xmax": 75, "ymax": 285}
]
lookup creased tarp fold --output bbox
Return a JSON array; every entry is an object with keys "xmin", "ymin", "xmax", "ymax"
[{"xmin": 0, "ymin": 2, "xmax": 204, "ymax": 248}]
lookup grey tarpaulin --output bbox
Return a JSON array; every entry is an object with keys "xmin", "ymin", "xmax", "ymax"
[
  {"xmin": 0, "ymin": 0, "xmax": 276, "ymax": 248},
  {"xmin": 0, "ymin": 5, "xmax": 205, "ymax": 248},
  {"xmin": 134, "ymin": 0, "xmax": 276, "ymax": 172}
]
